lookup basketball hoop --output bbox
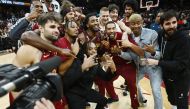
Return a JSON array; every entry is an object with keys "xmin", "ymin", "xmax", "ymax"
[
  {"xmin": 146, "ymin": 6, "xmax": 151, "ymax": 11},
  {"xmin": 140, "ymin": 0, "xmax": 159, "ymax": 10}
]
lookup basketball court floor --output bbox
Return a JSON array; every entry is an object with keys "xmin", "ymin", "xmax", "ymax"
[{"xmin": 0, "ymin": 53, "xmax": 189, "ymax": 109}]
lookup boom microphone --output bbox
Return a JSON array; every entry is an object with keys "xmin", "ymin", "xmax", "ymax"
[{"xmin": 0, "ymin": 56, "xmax": 62, "ymax": 97}]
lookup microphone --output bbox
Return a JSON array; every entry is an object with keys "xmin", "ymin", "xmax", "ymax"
[{"xmin": 0, "ymin": 56, "xmax": 62, "ymax": 97}]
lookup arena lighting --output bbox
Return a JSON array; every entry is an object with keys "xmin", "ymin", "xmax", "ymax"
[{"xmin": 0, "ymin": 0, "xmax": 30, "ymax": 6}]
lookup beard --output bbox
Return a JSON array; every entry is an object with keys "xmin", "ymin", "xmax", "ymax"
[
  {"xmin": 164, "ymin": 28, "xmax": 177, "ymax": 37},
  {"xmin": 108, "ymin": 33, "xmax": 115, "ymax": 40},
  {"xmin": 44, "ymin": 30, "xmax": 59, "ymax": 42},
  {"xmin": 45, "ymin": 34, "xmax": 59, "ymax": 42}
]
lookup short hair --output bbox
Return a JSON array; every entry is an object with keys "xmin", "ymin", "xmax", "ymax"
[
  {"xmin": 74, "ymin": 7, "xmax": 83, "ymax": 13},
  {"xmin": 108, "ymin": 4, "xmax": 119, "ymax": 12},
  {"xmin": 105, "ymin": 21, "xmax": 116, "ymax": 29},
  {"xmin": 83, "ymin": 12, "xmax": 98, "ymax": 30},
  {"xmin": 123, "ymin": 0, "xmax": 138, "ymax": 12},
  {"xmin": 60, "ymin": 0, "xmax": 75, "ymax": 17},
  {"xmin": 37, "ymin": 12, "xmax": 62, "ymax": 26},
  {"xmin": 83, "ymin": 41, "xmax": 94, "ymax": 55},
  {"xmin": 100, "ymin": 7, "xmax": 109, "ymax": 13},
  {"xmin": 160, "ymin": 10, "xmax": 178, "ymax": 25},
  {"xmin": 128, "ymin": 14, "xmax": 143, "ymax": 22}
]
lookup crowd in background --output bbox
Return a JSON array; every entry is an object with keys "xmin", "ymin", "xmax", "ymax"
[{"xmin": 1, "ymin": 1, "xmax": 190, "ymax": 52}]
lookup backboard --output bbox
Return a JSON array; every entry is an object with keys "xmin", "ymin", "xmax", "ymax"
[{"xmin": 140, "ymin": 0, "xmax": 159, "ymax": 11}]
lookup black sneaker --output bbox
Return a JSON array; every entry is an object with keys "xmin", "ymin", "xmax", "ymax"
[
  {"xmin": 139, "ymin": 99, "xmax": 147, "ymax": 107},
  {"xmin": 85, "ymin": 102, "xmax": 91, "ymax": 107},
  {"xmin": 107, "ymin": 98, "xmax": 119, "ymax": 104},
  {"xmin": 120, "ymin": 84, "xmax": 125, "ymax": 88},
  {"xmin": 123, "ymin": 91, "xmax": 128, "ymax": 96}
]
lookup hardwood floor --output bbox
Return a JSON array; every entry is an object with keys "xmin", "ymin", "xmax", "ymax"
[{"xmin": 0, "ymin": 53, "xmax": 189, "ymax": 109}]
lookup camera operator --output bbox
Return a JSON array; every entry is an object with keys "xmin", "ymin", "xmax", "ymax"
[{"xmin": 10, "ymin": 12, "xmax": 68, "ymax": 109}]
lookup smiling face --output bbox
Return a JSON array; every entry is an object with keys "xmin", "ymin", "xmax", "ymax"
[
  {"xmin": 162, "ymin": 17, "xmax": 177, "ymax": 37},
  {"xmin": 65, "ymin": 11, "xmax": 75, "ymax": 21},
  {"xmin": 40, "ymin": 20, "xmax": 60, "ymax": 42},
  {"xmin": 87, "ymin": 42, "xmax": 97, "ymax": 56},
  {"xmin": 32, "ymin": 1, "xmax": 43, "ymax": 14},
  {"xmin": 99, "ymin": 10, "xmax": 110, "ymax": 25},
  {"xmin": 125, "ymin": 6, "xmax": 134, "ymax": 18},
  {"xmin": 109, "ymin": 9, "xmax": 118, "ymax": 22},
  {"xmin": 87, "ymin": 16, "xmax": 99, "ymax": 32},
  {"xmin": 105, "ymin": 22, "xmax": 116, "ymax": 39},
  {"xmin": 129, "ymin": 14, "xmax": 143, "ymax": 36}
]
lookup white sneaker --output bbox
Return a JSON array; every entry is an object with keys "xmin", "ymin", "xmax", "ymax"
[{"xmin": 171, "ymin": 105, "xmax": 177, "ymax": 109}]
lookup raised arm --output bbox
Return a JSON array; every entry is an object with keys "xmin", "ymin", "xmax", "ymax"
[{"xmin": 21, "ymin": 31, "xmax": 75, "ymax": 57}]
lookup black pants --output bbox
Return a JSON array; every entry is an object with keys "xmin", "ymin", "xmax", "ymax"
[
  {"xmin": 163, "ymin": 75, "xmax": 190, "ymax": 109},
  {"xmin": 66, "ymin": 89, "xmax": 108, "ymax": 109}
]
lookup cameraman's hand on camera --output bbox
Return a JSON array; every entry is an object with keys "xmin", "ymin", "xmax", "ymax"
[
  {"xmin": 82, "ymin": 54, "xmax": 98, "ymax": 72},
  {"xmin": 146, "ymin": 58, "xmax": 159, "ymax": 66},
  {"xmin": 34, "ymin": 98, "xmax": 55, "ymax": 109},
  {"xmin": 71, "ymin": 38, "xmax": 80, "ymax": 55}
]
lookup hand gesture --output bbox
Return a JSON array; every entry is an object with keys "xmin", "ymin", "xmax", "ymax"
[
  {"xmin": 71, "ymin": 38, "xmax": 80, "ymax": 55},
  {"xmin": 26, "ymin": 11, "xmax": 42, "ymax": 21},
  {"xmin": 101, "ymin": 40, "xmax": 110, "ymax": 49},
  {"xmin": 146, "ymin": 58, "xmax": 159, "ymax": 66},
  {"xmin": 142, "ymin": 44, "xmax": 155, "ymax": 54},
  {"xmin": 82, "ymin": 54, "xmax": 98, "ymax": 71},
  {"xmin": 110, "ymin": 45, "xmax": 121, "ymax": 54},
  {"xmin": 117, "ymin": 38, "xmax": 132, "ymax": 48},
  {"xmin": 101, "ymin": 54, "xmax": 116, "ymax": 72}
]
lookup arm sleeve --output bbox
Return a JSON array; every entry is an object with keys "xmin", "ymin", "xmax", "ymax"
[
  {"xmin": 62, "ymin": 59, "xmax": 83, "ymax": 89},
  {"xmin": 119, "ymin": 51, "xmax": 133, "ymax": 60},
  {"xmin": 145, "ymin": 30, "xmax": 161, "ymax": 59},
  {"xmin": 8, "ymin": 18, "xmax": 30, "ymax": 40}
]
